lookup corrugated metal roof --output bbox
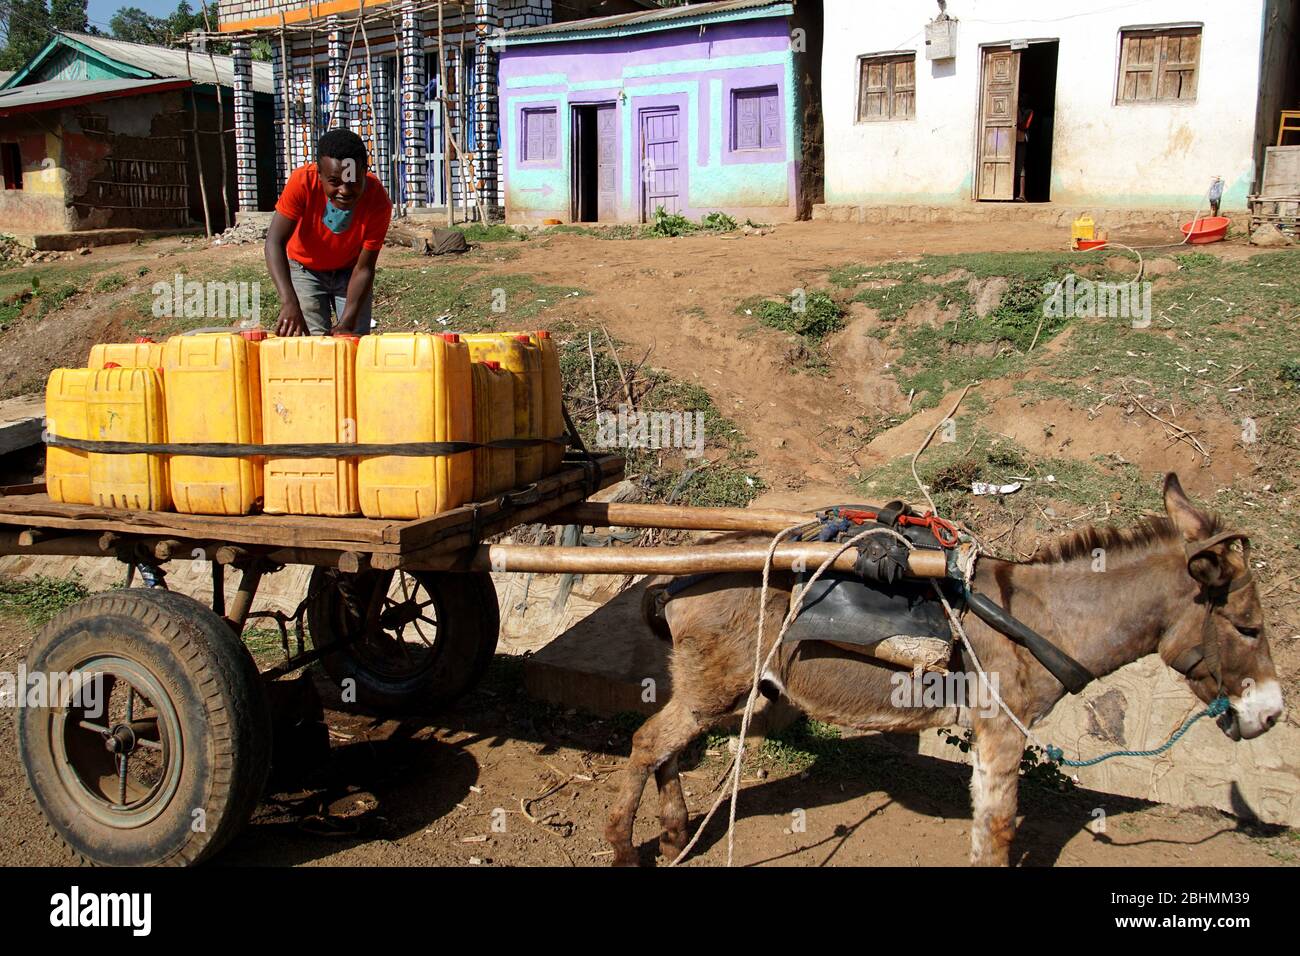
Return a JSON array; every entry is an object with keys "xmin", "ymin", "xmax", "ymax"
[
  {"xmin": 506, "ymin": 0, "xmax": 792, "ymax": 44},
  {"xmin": 0, "ymin": 77, "xmax": 193, "ymax": 116},
  {"xmin": 61, "ymin": 32, "xmax": 274, "ymax": 94}
]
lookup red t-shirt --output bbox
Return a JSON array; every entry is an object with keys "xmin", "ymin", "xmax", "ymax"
[{"xmin": 275, "ymin": 163, "xmax": 391, "ymax": 271}]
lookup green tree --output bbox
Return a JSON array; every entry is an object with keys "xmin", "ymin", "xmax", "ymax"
[
  {"xmin": 108, "ymin": 6, "xmax": 164, "ymax": 44},
  {"xmin": 49, "ymin": 0, "xmax": 86, "ymax": 32},
  {"xmin": 0, "ymin": 0, "xmax": 52, "ymax": 71}
]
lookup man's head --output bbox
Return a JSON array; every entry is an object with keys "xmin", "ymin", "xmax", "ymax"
[{"xmin": 317, "ymin": 129, "xmax": 368, "ymax": 209}]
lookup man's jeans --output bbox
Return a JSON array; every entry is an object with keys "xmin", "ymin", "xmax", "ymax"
[{"xmin": 288, "ymin": 258, "xmax": 373, "ymax": 335}]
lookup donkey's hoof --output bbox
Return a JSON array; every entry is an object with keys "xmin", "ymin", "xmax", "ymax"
[
  {"xmin": 610, "ymin": 850, "xmax": 640, "ymax": 867},
  {"xmin": 659, "ymin": 831, "xmax": 689, "ymax": 860}
]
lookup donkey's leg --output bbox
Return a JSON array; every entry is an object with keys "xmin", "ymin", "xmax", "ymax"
[
  {"xmin": 654, "ymin": 755, "xmax": 689, "ymax": 858},
  {"xmin": 604, "ymin": 698, "xmax": 702, "ymax": 866},
  {"xmin": 969, "ymin": 722, "xmax": 1022, "ymax": 866}
]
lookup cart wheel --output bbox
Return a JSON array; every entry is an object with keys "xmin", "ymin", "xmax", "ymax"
[
  {"xmin": 16, "ymin": 588, "xmax": 272, "ymax": 867},
  {"xmin": 307, "ymin": 568, "xmax": 499, "ymax": 712}
]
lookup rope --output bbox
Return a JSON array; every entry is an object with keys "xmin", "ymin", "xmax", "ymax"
[
  {"xmin": 1045, "ymin": 696, "xmax": 1229, "ymax": 768},
  {"xmin": 668, "ymin": 523, "xmax": 914, "ymax": 867}
]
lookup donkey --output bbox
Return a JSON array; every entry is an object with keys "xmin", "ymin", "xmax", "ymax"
[{"xmin": 604, "ymin": 474, "xmax": 1284, "ymax": 866}]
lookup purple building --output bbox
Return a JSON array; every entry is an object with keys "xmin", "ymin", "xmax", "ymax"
[{"xmin": 499, "ymin": 0, "xmax": 823, "ymax": 225}]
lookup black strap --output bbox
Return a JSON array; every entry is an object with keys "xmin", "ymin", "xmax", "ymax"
[
  {"xmin": 45, "ymin": 434, "xmax": 569, "ymax": 459},
  {"xmin": 963, "ymin": 589, "xmax": 1095, "ymax": 694}
]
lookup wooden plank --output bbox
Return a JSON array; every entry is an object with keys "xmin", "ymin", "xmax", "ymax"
[
  {"xmin": 0, "ymin": 493, "xmax": 399, "ymax": 551},
  {"xmin": 0, "ymin": 418, "xmax": 42, "ymax": 456},
  {"xmin": 0, "ymin": 456, "xmax": 625, "ymax": 561},
  {"xmin": 383, "ymin": 455, "xmax": 624, "ymax": 551},
  {"xmin": 373, "ymin": 456, "xmax": 624, "ymax": 569}
]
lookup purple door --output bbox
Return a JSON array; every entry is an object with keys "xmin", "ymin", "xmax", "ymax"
[
  {"xmin": 597, "ymin": 105, "xmax": 617, "ymax": 221},
  {"xmin": 641, "ymin": 107, "xmax": 681, "ymax": 220}
]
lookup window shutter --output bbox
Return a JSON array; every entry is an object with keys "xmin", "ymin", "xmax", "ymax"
[
  {"xmin": 735, "ymin": 90, "xmax": 761, "ymax": 149},
  {"xmin": 542, "ymin": 109, "xmax": 558, "ymax": 161},
  {"xmin": 860, "ymin": 59, "xmax": 887, "ymax": 120},
  {"xmin": 759, "ymin": 88, "xmax": 781, "ymax": 148},
  {"xmin": 892, "ymin": 57, "xmax": 915, "ymax": 118}
]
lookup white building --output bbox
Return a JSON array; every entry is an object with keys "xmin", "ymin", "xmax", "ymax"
[{"xmin": 819, "ymin": 0, "xmax": 1300, "ymax": 214}]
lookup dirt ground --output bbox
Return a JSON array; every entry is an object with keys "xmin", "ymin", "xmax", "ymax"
[
  {"xmin": 1, "ymin": 219, "xmax": 1297, "ymax": 867},
  {"xmin": 0, "ymin": 616, "xmax": 1292, "ymax": 868}
]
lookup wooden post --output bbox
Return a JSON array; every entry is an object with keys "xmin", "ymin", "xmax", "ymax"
[
  {"xmin": 279, "ymin": 18, "xmax": 293, "ymax": 176},
  {"xmin": 184, "ymin": 49, "xmax": 213, "ymax": 238},
  {"xmin": 198, "ymin": 0, "xmax": 233, "ymax": 231}
]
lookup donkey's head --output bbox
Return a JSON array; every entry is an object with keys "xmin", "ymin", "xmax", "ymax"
[{"xmin": 1157, "ymin": 474, "xmax": 1283, "ymax": 740}]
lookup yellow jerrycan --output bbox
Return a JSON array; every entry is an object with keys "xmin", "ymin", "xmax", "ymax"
[
  {"xmin": 88, "ymin": 337, "xmax": 165, "ymax": 370},
  {"xmin": 162, "ymin": 330, "xmax": 264, "ymax": 515},
  {"xmin": 470, "ymin": 359, "xmax": 516, "ymax": 499},
  {"xmin": 260, "ymin": 334, "xmax": 360, "ymax": 516},
  {"xmin": 45, "ymin": 368, "xmax": 95, "ymax": 504},
  {"xmin": 507, "ymin": 330, "xmax": 564, "ymax": 475},
  {"xmin": 86, "ymin": 366, "xmax": 170, "ymax": 511},
  {"xmin": 356, "ymin": 332, "xmax": 474, "ymax": 519},
  {"xmin": 462, "ymin": 333, "xmax": 545, "ymax": 485}
]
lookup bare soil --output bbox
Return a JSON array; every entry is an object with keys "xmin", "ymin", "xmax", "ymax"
[
  {"xmin": 0, "ymin": 616, "xmax": 1292, "ymax": 868},
  {"xmin": 1, "ymin": 220, "xmax": 1297, "ymax": 867}
]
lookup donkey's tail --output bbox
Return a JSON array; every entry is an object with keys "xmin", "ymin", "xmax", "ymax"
[{"xmin": 641, "ymin": 575, "xmax": 676, "ymax": 642}]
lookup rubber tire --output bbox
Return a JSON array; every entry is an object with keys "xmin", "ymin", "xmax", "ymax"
[
  {"xmin": 307, "ymin": 569, "xmax": 500, "ymax": 713},
  {"xmin": 17, "ymin": 588, "xmax": 272, "ymax": 866}
]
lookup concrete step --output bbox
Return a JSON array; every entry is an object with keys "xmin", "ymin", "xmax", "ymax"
[{"xmin": 812, "ymin": 202, "xmax": 1225, "ymax": 231}]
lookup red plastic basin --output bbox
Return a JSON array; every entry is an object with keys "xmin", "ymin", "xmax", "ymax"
[{"xmin": 1181, "ymin": 216, "xmax": 1229, "ymax": 244}]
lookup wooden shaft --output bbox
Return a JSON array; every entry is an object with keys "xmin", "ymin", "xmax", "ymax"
[
  {"xmin": 552, "ymin": 501, "xmax": 812, "ymax": 534},
  {"xmin": 453, "ymin": 542, "xmax": 950, "ymax": 578}
]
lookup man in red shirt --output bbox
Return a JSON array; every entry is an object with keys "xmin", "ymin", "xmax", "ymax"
[{"xmin": 266, "ymin": 129, "xmax": 391, "ymax": 336}]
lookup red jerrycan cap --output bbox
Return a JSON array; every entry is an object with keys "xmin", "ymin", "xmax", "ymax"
[
  {"xmin": 484, "ymin": 360, "xmax": 501, "ymax": 370},
  {"xmin": 102, "ymin": 362, "xmax": 121, "ymax": 369},
  {"xmin": 534, "ymin": 329, "xmax": 550, "ymax": 339},
  {"xmin": 134, "ymin": 336, "xmax": 155, "ymax": 343},
  {"xmin": 441, "ymin": 332, "xmax": 461, "ymax": 343},
  {"xmin": 240, "ymin": 329, "xmax": 268, "ymax": 341},
  {"xmin": 515, "ymin": 334, "xmax": 531, "ymax": 343}
]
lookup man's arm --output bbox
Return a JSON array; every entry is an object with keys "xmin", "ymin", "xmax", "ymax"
[
  {"xmin": 334, "ymin": 246, "xmax": 380, "ymax": 335},
  {"xmin": 265, "ymin": 212, "xmax": 307, "ymax": 336}
]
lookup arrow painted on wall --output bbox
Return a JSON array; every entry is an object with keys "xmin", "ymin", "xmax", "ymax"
[{"xmin": 517, "ymin": 184, "xmax": 555, "ymax": 197}]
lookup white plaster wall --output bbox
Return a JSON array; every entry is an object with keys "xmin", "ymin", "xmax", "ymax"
[{"xmin": 822, "ymin": 0, "xmax": 1267, "ymax": 208}]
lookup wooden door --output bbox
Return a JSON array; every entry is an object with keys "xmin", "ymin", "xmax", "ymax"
[
  {"xmin": 977, "ymin": 48, "xmax": 1019, "ymax": 201},
  {"xmin": 596, "ymin": 105, "xmax": 617, "ymax": 221},
  {"xmin": 641, "ymin": 107, "xmax": 681, "ymax": 220}
]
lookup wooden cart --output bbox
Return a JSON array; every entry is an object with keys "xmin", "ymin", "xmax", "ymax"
[
  {"xmin": 0, "ymin": 455, "xmax": 954, "ymax": 866},
  {"xmin": 0, "ymin": 455, "xmax": 623, "ymax": 866}
]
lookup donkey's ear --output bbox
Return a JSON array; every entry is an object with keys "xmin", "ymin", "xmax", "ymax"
[{"xmin": 1163, "ymin": 473, "xmax": 1214, "ymax": 541}]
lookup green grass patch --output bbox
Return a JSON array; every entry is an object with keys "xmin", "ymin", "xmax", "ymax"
[
  {"xmin": 457, "ymin": 223, "xmax": 529, "ymax": 243},
  {"xmin": 0, "ymin": 575, "xmax": 90, "ymax": 628},
  {"xmin": 745, "ymin": 290, "xmax": 845, "ymax": 342},
  {"xmin": 93, "ymin": 273, "xmax": 127, "ymax": 294}
]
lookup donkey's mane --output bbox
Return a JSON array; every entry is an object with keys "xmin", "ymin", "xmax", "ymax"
[{"xmin": 1025, "ymin": 513, "xmax": 1220, "ymax": 566}]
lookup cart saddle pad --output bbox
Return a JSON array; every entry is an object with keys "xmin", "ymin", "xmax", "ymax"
[{"xmin": 782, "ymin": 572, "xmax": 951, "ymax": 649}]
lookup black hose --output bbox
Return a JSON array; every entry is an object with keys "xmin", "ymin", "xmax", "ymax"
[{"xmin": 964, "ymin": 590, "xmax": 1094, "ymax": 694}]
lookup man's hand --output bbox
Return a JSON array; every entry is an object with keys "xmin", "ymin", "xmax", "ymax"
[
  {"xmin": 330, "ymin": 324, "xmax": 355, "ymax": 337},
  {"xmin": 277, "ymin": 300, "xmax": 308, "ymax": 337},
  {"xmin": 266, "ymin": 211, "xmax": 306, "ymax": 336}
]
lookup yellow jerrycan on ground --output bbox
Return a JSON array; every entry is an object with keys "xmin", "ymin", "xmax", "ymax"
[
  {"xmin": 463, "ymin": 333, "xmax": 545, "ymax": 486},
  {"xmin": 88, "ymin": 337, "xmax": 165, "ymax": 370},
  {"xmin": 162, "ymin": 330, "xmax": 264, "ymax": 515},
  {"xmin": 45, "ymin": 368, "xmax": 95, "ymax": 504},
  {"xmin": 470, "ymin": 359, "xmax": 516, "ymax": 499},
  {"xmin": 260, "ymin": 334, "xmax": 360, "ymax": 516},
  {"xmin": 86, "ymin": 366, "xmax": 170, "ymax": 511},
  {"xmin": 506, "ymin": 329, "xmax": 565, "ymax": 476},
  {"xmin": 357, "ymin": 332, "xmax": 474, "ymax": 519}
]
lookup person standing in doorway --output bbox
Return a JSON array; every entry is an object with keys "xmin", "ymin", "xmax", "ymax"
[{"xmin": 265, "ymin": 129, "xmax": 392, "ymax": 336}]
